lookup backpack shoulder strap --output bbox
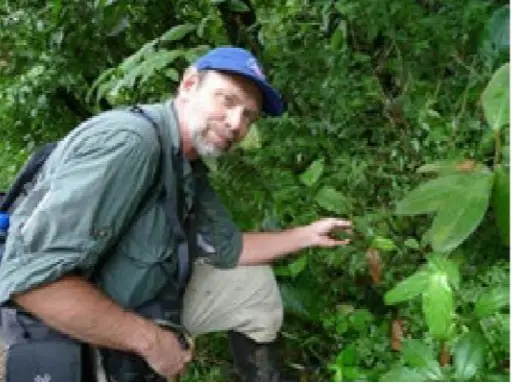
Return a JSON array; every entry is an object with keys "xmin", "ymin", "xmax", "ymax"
[{"xmin": 0, "ymin": 143, "xmax": 57, "ymax": 213}]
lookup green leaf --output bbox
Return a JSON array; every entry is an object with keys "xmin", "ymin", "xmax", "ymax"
[
  {"xmin": 335, "ymin": 344, "xmax": 358, "ymax": 366},
  {"xmin": 228, "ymin": 0, "xmax": 250, "ymax": 12},
  {"xmin": 380, "ymin": 367, "xmax": 428, "ymax": 382},
  {"xmin": 160, "ymin": 24, "xmax": 196, "ymax": 42},
  {"xmin": 499, "ymin": 313, "xmax": 510, "ymax": 332},
  {"xmin": 164, "ymin": 68, "xmax": 179, "ymax": 81},
  {"xmin": 395, "ymin": 174, "xmax": 469, "ymax": 216},
  {"xmin": 427, "ymin": 253, "xmax": 460, "ymax": 289},
  {"xmin": 330, "ymin": 25, "xmax": 344, "ymax": 50},
  {"xmin": 288, "ymin": 256, "xmax": 308, "ymax": 278},
  {"xmin": 384, "ymin": 269, "xmax": 429, "ymax": 305},
  {"xmin": 492, "ymin": 165, "xmax": 509, "ymax": 246},
  {"xmin": 474, "ymin": 285, "xmax": 510, "ymax": 318},
  {"xmin": 480, "ymin": 6, "xmax": 510, "ymax": 61},
  {"xmin": 453, "ymin": 331, "xmax": 485, "ymax": 381},
  {"xmin": 481, "ymin": 62, "xmax": 509, "ymax": 132},
  {"xmin": 239, "ymin": 124, "xmax": 262, "ymax": 150},
  {"xmin": 403, "ymin": 237, "xmax": 420, "ymax": 250},
  {"xmin": 299, "ymin": 158, "xmax": 325, "ymax": 187},
  {"xmin": 416, "ymin": 159, "xmax": 462, "ymax": 174},
  {"xmin": 336, "ymin": 366, "xmax": 369, "ymax": 381},
  {"xmin": 278, "ymin": 283, "xmax": 311, "ymax": 319},
  {"xmin": 141, "ymin": 50, "xmax": 182, "ymax": 74},
  {"xmin": 428, "ymin": 172, "xmax": 494, "ymax": 253},
  {"xmin": 349, "ymin": 309, "xmax": 373, "ymax": 332},
  {"xmin": 422, "ymin": 272, "xmax": 453, "ymax": 340},
  {"xmin": 402, "ymin": 339, "xmax": 443, "ymax": 380},
  {"xmin": 501, "ymin": 145, "xmax": 510, "ymax": 166},
  {"xmin": 314, "ymin": 186, "xmax": 349, "ymax": 213},
  {"xmin": 371, "ymin": 236, "xmax": 397, "ymax": 252}
]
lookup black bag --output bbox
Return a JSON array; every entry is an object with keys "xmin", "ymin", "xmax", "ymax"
[
  {"xmin": 6, "ymin": 341, "xmax": 83, "ymax": 382},
  {"xmin": 2, "ymin": 309, "xmax": 85, "ymax": 382}
]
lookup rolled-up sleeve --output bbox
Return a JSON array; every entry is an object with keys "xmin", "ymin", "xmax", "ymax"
[
  {"xmin": 0, "ymin": 127, "xmax": 160, "ymax": 304},
  {"xmin": 194, "ymin": 174, "xmax": 242, "ymax": 269}
]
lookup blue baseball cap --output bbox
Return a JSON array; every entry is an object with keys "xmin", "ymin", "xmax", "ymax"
[{"xmin": 193, "ymin": 47, "xmax": 285, "ymax": 117}]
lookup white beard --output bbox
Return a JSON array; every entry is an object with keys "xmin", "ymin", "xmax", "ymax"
[{"xmin": 185, "ymin": 107, "xmax": 225, "ymax": 158}]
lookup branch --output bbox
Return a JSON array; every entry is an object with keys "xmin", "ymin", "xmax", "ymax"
[{"xmin": 216, "ymin": 0, "xmax": 261, "ymax": 54}]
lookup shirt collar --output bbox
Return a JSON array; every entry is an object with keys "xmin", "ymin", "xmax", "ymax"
[{"xmin": 162, "ymin": 99, "xmax": 181, "ymax": 155}]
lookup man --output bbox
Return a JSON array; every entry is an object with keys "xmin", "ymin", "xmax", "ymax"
[{"xmin": 0, "ymin": 47, "xmax": 351, "ymax": 381}]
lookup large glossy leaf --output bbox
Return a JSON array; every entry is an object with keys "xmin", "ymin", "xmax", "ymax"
[
  {"xmin": 481, "ymin": 62, "xmax": 510, "ymax": 132},
  {"xmin": 314, "ymin": 186, "xmax": 349, "ymax": 213},
  {"xmin": 299, "ymin": 158, "xmax": 325, "ymax": 187},
  {"xmin": 427, "ymin": 253, "xmax": 460, "ymax": 289},
  {"xmin": 395, "ymin": 174, "xmax": 470, "ymax": 216},
  {"xmin": 492, "ymin": 165, "xmax": 509, "ymax": 246},
  {"xmin": 453, "ymin": 331, "xmax": 485, "ymax": 381},
  {"xmin": 402, "ymin": 339, "xmax": 443, "ymax": 380},
  {"xmin": 428, "ymin": 172, "xmax": 494, "ymax": 253},
  {"xmin": 474, "ymin": 285, "xmax": 510, "ymax": 318},
  {"xmin": 422, "ymin": 272, "xmax": 453, "ymax": 340},
  {"xmin": 384, "ymin": 269, "xmax": 429, "ymax": 305},
  {"xmin": 380, "ymin": 367, "xmax": 428, "ymax": 382}
]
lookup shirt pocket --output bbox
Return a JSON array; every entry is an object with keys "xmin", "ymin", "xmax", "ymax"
[{"xmin": 95, "ymin": 201, "xmax": 176, "ymax": 308}]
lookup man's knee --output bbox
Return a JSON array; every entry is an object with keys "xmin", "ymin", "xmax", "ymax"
[
  {"xmin": 236, "ymin": 273, "xmax": 284, "ymax": 343},
  {"xmin": 182, "ymin": 263, "xmax": 284, "ymax": 342}
]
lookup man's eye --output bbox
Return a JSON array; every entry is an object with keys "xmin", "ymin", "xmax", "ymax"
[
  {"xmin": 223, "ymin": 94, "xmax": 236, "ymax": 107},
  {"xmin": 243, "ymin": 110, "xmax": 257, "ymax": 124}
]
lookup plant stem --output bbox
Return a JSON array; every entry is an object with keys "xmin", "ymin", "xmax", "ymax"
[{"xmin": 493, "ymin": 129, "xmax": 501, "ymax": 166}]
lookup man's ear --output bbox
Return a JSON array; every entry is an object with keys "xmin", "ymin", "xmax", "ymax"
[{"xmin": 178, "ymin": 67, "xmax": 201, "ymax": 95}]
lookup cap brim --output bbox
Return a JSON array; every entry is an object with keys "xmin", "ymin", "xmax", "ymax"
[{"xmin": 253, "ymin": 77, "xmax": 285, "ymax": 117}]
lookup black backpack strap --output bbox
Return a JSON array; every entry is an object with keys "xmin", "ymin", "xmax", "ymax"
[
  {"xmin": 0, "ymin": 143, "xmax": 57, "ymax": 213},
  {"xmin": 157, "ymin": 121, "xmax": 193, "ymax": 293}
]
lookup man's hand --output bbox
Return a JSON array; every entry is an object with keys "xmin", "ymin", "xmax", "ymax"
[
  {"xmin": 139, "ymin": 326, "xmax": 193, "ymax": 380},
  {"xmin": 301, "ymin": 217, "xmax": 353, "ymax": 248}
]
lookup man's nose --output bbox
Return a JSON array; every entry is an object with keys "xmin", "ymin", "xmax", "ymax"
[{"xmin": 226, "ymin": 108, "xmax": 246, "ymax": 136}]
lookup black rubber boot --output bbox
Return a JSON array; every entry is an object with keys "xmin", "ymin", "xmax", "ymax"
[{"xmin": 228, "ymin": 331, "xmax": 282, "ymax": 382}]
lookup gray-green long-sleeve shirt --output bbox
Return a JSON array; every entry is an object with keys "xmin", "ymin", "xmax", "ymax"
[{"xmin": 0, "ymin": 101, "xmax": 242, "ymax": 308}]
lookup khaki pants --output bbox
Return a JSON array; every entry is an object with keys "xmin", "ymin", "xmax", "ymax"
[
  {"xmin": 94, "ymin": 261, "xmax": 283, "ymax": 381},
  {"xmin": 181, "ymin": 261, "xmax": 283, "ymax": 343}
]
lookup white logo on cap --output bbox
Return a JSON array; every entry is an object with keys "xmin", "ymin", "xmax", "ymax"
[
  {"xmin": 246, "ymin": 58, "xmax": 265, "ymax": 80},
  {"xmin": 34, "ymin": 373, "xmax": 52, "ymax": 382}
]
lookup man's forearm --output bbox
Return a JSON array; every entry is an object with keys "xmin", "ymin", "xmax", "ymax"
[
  {"xmin": 13, "ymin": 275, "xmax": 158, "ymax": 356},
  {"xmin": 239, "ymin": 228, "xmax": 312, "ymax": 265}
]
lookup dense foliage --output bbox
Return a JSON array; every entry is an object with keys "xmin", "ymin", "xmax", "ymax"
[{"xmin": 0, "ymin": 0, "xmax": 510, "ymax": 382}]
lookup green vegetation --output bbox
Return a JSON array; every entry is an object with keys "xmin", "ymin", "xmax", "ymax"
[{"xmin": 0, "ymin": 0, "xmax": 509, "ymax": 382}]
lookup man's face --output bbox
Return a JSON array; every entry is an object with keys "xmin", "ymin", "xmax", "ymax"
[{"xmin": 183, "ymin": 70, "xmax": 262, "ymax": 157}]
